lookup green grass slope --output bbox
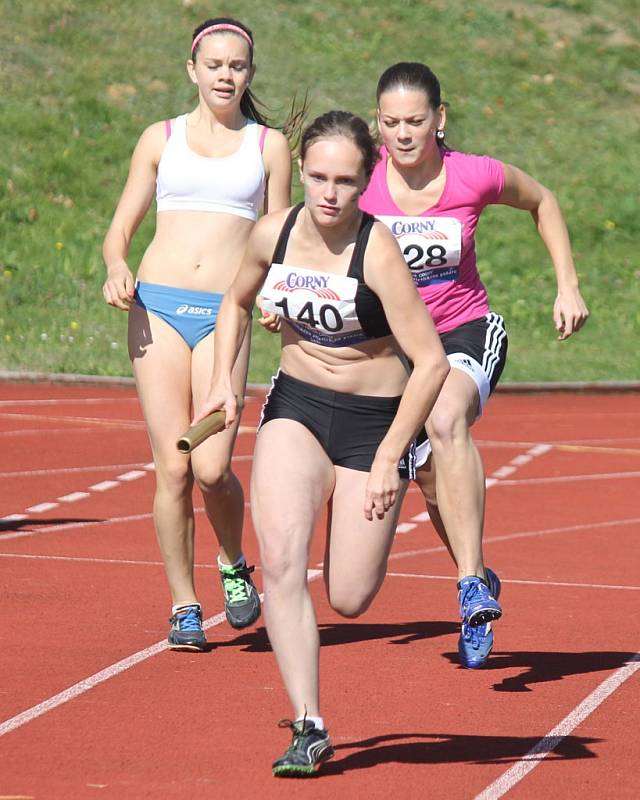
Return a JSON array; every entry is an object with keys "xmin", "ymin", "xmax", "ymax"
[{"xmin": 1, "ymin": 0, "xmax": 638, "ymax": 382}]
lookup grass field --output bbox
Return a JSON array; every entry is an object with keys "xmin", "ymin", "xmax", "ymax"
[{"xmin": 1, "ymin": 0, "xmax": 638, "ymax": 383}]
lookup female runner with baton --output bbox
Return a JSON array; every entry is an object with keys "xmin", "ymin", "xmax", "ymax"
[{"xmin": 196, "ymin": 110, "xmax": 449, "ymax": 775}]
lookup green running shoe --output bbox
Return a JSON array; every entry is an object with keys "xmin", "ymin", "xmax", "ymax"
[{"xmin": 218, "ymin": 561, "xmax": 261, "ymax": 629}]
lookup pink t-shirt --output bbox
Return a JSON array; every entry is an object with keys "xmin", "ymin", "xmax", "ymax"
[{"xmin": 359, "ymin": 147, "xmax": 505, "ymax": 333}]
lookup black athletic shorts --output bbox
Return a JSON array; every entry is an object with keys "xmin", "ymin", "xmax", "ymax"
[
  {"xmin": 415, "ymin": 312, "xmax": 508, "ymax": 466},
  {"xmin": 439, "ymin": 312, "xmax": 508, "ymax": 402},
  {"xmin": 259, "ymin": 370, "xmax": 416, "ymax": 479}
]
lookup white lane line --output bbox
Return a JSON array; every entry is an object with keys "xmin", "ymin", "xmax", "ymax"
[
  {"xmin": 0, "ymin": 412, "xmax": 144, "ymax": 429},
  {"xmin": 473, "ymin": 654, "xmax": 640, "ymax": 800},
  {"xmin": 0, "ymin": 503, "xmax": 253, "ymax": 542},
  {"xmin": 89, "ymin": 481, "xmax": 120, "ymax": 492},
  {"xmin": 406, "ymin": 471, "xmax": 640, "ymax": 492},
  {"xmin": 57, "ymin": 492, "xmax": 91, "ymax": 503},
  {"xmin": 116, "ymin": 470, "xmax": 146, "ymax": 482},
  {"xmin": 529, "ymin": 443, "xmax": 553, "ymax": 457},
  {"xmin": 0, "ymin": 398, "xmax": 137, "ymax": 407},
  {"xmin": 0, "ymin": 512, "xmax": 155, "ymax": 541},
  {"xmin": 2, "ymin": 553, "xmax": 638, "ymax": 593},
  {"xmin": 25, "ymin": 502, "xmax": 59, "ymax": 513},
  {"xmin": 1, "ymin": 426, "xmax": 124, "ymax": 439},
  {"xmin": 411, "ymin": 511, "xmax": 431, "ymax": 522},
  {"xmin": 0, "ymin": 553, "xmax": 168, "ymax": 567},
  {"xmin": 0, "ymin": 514, "xmax": 27, "ymax": 523},
  {"xmin": 492, "ymin": 466, "xmax": 517, "ymax": 478},
  {"xmin": 497, "ymin": 471, "xmax": 640, "ymax": 487},
  {"xmin": 0, "ymin": 566, "xmax": 321, "ymax": 739},
  {"xmin": 0, "ymin": 612, "xmax": 220, "ymax": 738},
  {"xmin": 385, "ymin": 572, "xmax": 640, "ymax": 591},
  {"xmin": 387, "ymin": 516, "xmax": 640, "ymax": 562},
  {"xmin": 479, "ymin": 437, "xmax": 640, "ymax": 449},
  {"xmin": 396, "ymin": 523, "xmax": 417, "ymax": 534},
  {"xmin": 0, "ymin": 463, "xmax": 153, "ymax": 479}
]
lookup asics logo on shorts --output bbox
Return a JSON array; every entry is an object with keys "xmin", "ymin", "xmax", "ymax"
[{"xmin": 176, "ymin": 304, "xmax": 212, "ymax": 316}]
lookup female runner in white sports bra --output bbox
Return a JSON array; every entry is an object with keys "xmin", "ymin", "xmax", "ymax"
[
  {"xmin": 102, "ymin": 17, "xmax": 292, "ymax": 651},
  {"xmin": 195, "ymin": 111, "xmax": 449, "ymax": 776}
]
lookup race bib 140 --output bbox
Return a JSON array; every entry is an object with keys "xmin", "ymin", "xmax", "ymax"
[{"xmin": 260, "ymin": 263, "xmax": 368, "ymax": 347}]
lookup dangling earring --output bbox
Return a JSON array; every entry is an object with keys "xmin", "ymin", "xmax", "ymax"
[{"xmin": 436, "ymin": 129, "xmax": 445, "ymax": 141}]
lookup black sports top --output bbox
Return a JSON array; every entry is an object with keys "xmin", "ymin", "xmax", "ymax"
[{"xmin": 259, "ymin": 203, "xmax": 392, "ymax": 347}]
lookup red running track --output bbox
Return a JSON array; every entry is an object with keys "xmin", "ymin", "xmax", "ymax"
[{"xmin": 0, "ymin": 380, "xmax": 639, "ymax": 799}]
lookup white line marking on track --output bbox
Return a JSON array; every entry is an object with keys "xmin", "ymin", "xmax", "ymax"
[
  {"xmin": 0, "ymin": 568, "xmax": 323, "ymax": 739},
  {"xmin": 473, "ymin": 653, "xmax": 640, "ymax": 800},
  {"xmin": 492, "ymin": 466, "xmax": 517, "ymax": 478},
  {"xmin": 0, "ymin": 398, "xmax": 138, "ymax": 407},
  {"xmin": 510, "ymin": 454, "xmax": 533, "ymax": 466},
  {"xmin": 387, "ymin": 516, "xmax": 640, "ymax": 562},
  {"xmin": 396, "ymin": 523, "xmax": 417, "ymax": 534},
  {"xmin": 116, "ymin": 470, "xmax": 146, "ymax": 481},
  {"xmin": 0, "ymin": 624, "xmax": 211, "ymax": 739},
  {"xmin": 528, "ymin": 443, "xmax": 553, "ymax": 456},
  {"xmin": 411, "ymin": 511, "xmax": 431, "ymax": 522},
  {"xmin": 1, "ymin": 426, "xmax": 127, "ymax": 439},
  {"xmin": 89, "ymin": 480, "xmax": 120, "ymax": 492},
  {"xmin": 385, "ymin": 572, "xmax": 640, "ymax": 591},
  {"xmin": 0, "ymin": 412, "xmax": 144, "ymax": 429},
  {"xmin": 57, "ymin": 492, "xmax": 91, "ymax": 503},
  {"xmin": 497, "ymin": 470, "xmax": 640, "ymax": 486},
  {"xmin": 0, "ymin": 504, "xmax": 255, "ymax": 542},
  {"xmin": 25, "ymin": 502, "xmax": 59, "ymax": 513},
  {"xmin": 3, "ymin": 553, "xmax": 638, "ymax": 593},
  {"xmin": 0, "ymin": 463, "xmax": 152, "ymax": 479},
  {"xmin": 478, "ymin": 437, "xmax": 640, "ymax": 449}
]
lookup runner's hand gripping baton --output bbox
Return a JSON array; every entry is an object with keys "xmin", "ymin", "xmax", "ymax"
[{"xmin": 176, "ymin": 397, "xmax": 244, "ymax": 454}]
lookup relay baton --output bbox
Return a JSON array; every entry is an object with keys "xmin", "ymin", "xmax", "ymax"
[{"xmin": 176, "ymin": 397, "xmax": 244, "ymax": 454}]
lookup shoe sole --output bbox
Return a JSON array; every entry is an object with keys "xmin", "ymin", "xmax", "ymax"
[
  {"xmin": 467, "ymin": 607, "xmax": 502, "ymax": 627},
  {"xmin": 272, "ymin": 750, "xmax": 334, "ymax": 777},
  {"xmin": 168, "ymin": 642, "xmax": 208, "ymax": 652}
]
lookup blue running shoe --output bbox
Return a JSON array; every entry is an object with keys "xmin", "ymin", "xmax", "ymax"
[
  {"xmin": 458, "ymin": 575, "xmax": 502, "ymax": 627},
  {"xmin": 168, "ymin": 604, "xmax": 207, "ymax": 652},
  {"xmin": 485, "ymin": 567, "xmax": 502, "ymax": 602},
  {"xmin": 459, "ymin": 620, "xmax": 494, "ymax": 669}
]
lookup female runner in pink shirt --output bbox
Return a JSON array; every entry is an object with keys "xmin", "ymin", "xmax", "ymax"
[{"xmin": 359, "ymin": 62, "xmax": 588, "ymax": 669}]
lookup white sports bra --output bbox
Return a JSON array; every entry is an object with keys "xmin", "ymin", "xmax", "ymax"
[{"xmin": 156, "ymin": 114, "xmax": 266, "ymax": 221}]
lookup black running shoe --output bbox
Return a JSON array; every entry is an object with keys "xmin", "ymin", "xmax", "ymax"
[
  {"xmin": 272, "ymin": 718, "xmax": 335, "ymax": 777},
  {"xmin": 219, "ymin": 561, "xmax": 261, "ymax": 629},
  {"xmin": 167, "ymin": 604, "xmax": 207, "ymax": 651}
]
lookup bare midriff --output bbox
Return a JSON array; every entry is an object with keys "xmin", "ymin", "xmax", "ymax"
[
  {"xmin": 137, "ymin": 210, "xmax": 255, "ymax": 293},
  {"xmin": 279, "ymin": 327, "xmax": 408, "ymax": 397}
]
